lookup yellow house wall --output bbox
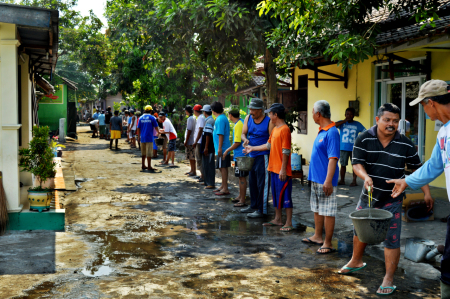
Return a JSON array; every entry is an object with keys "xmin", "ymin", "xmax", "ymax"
[{"xmin": 293, "ymin": 51, "xmax": 448, "ymax": 188}]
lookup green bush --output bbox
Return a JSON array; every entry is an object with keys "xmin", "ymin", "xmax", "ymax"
[{"xmin": 18, "ymin": 126, "xmax": 56, "ymax": 191}]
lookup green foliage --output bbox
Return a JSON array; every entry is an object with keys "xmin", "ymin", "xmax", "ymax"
[
  {"xmin": 113, "ymin": 102, "xmax": 121, "ymax": 113},
  {"xmin": 18, "ymin": 126, "xmax": 56, "ymax": 189},
  {"xmin": 258, "ymin": 0, "xmax": 441, "ymax": 71}
]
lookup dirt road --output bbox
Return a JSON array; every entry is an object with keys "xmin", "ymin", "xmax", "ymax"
[{"xmin": 1, "ymin": 126, "xmax": 441, "ymax": 298}]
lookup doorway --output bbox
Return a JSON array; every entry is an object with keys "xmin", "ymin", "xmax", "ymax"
[{"xmin": 382, "ymin": 78, "xmax": 426, "ymax": 161}]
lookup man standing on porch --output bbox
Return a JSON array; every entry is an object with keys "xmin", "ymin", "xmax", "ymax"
[
  {"xmin": 338, "ymin": 103, "xmax": 432, "ymax": 296},
  {"xmin": 240, "ymin": 98, "xmax": 275, "ymax": 218},
  {"xmin": 387, "ymin": 80, "xmax": 450, "ymax": 298},
  {"xmin": 335, "ymin": 107, "xmax": 365, "ymax": 186},
  {"xmin": 302, "ymin": 100, "xmax": 339, "ymax": 254}
]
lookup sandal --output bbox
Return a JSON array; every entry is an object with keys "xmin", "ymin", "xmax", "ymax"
[
  {"xmin": 263, "ymin": 221, "xmax": 283, "ymax": 226},
  {"xmin": 316, "ymin": 247, "xmax": 337, "ymax": 254},
  {"xmin": 234, "ymin": 202, "xmax": 248, "ymax": 207},
  {"xmin": 280, "ymin": 226, "xmax": 294, "ymax": 231}
]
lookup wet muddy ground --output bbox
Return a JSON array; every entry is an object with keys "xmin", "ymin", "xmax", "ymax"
[{"xmin": 1, "ymin": 126, "xmax": 442, "ymax": 298}]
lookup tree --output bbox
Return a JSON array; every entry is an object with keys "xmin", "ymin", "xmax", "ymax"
[{"xmin": 258, "ymin": 0, "xmax": 441, "ymax": 71}]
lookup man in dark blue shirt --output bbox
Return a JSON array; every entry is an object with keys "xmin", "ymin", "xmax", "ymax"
[{"xmin": 137, "ymin": 105, "xmax": 159, "ymax": 172}]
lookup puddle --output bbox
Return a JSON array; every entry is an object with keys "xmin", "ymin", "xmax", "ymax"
[
  {"xmin": 14, "ymin": 281, "xmax": 57, "ymax": 298},
  {"xmin": 81, "ymin": 229, "xmax": 179, "ymax": 276}
]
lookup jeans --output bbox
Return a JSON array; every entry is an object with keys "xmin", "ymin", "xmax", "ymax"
[{"xmin": 249, "ymin": 154, "xmax": 270, "ymax": 214}]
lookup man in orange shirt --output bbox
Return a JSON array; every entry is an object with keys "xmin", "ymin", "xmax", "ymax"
[{"xmin": 244, "ymin": 103, "xmax": 293, "ymax": 231}]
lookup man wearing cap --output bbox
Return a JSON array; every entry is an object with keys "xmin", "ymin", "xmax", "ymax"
[
  {"xmin": 337, "ymin": 102, "xmax": 432, "ymax": 295},
  {"xmin": 184, "ymin": 105, "xmax": 197, "ymax": 176},
  {"xmin": 137, "ymin": 105, "xmax": 159, "ymax": 171},
  {"xmin": 389, "ymin": 79, "xmax": 449, "ymax": 298},
  {"xmin": 200, "ymin": 105, "xmax": 216, "ymax": 189},
  {"xmin": 159, "ymin": 112, "xmax": 177, "ymax": 166},
  {"xmin": 193, "ymin": 104, "xmax": 205, "ymax": 182},
  {"xmin": 240, "ymin": 98, "xmax": 275, "ymax": 218},
  {"xmin": 244, "ymin": 103, "xmax": 293, "ymax": 230}
]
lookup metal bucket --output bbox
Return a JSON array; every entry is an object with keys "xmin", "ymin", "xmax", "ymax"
[
  {"xmin": 349, "ymin": 209, "xmax": 393, "ymax": 244},
  {"xmin": 405, "ymin": 238, "xmax": 435, "ymax": 262},
  {"xmin": 235, "ymin": 156, "xmax": 255, "ymax": 172}
]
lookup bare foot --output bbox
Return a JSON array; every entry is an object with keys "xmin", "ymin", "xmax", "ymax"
[{"xmin": 338, "ymin": 181, "xmax": 346, "ymax": 185}]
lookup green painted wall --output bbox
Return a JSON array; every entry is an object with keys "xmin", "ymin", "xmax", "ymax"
[{"xmin": 38, "ymin": 85, "xmax": 68, "ymax": 133}]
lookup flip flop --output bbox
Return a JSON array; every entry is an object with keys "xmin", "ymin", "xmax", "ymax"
[
  {"xmin": 234, "ymin": 202, "xmax": 248, "ymax": 207},
  {"xmin": 213, "ymin": 189, "xmax": 221, "ymax": 192},
  {"xmin": 316, "ymin": 247, "xmax": 337, "ymax": 254},
  {"xmin": 376, "ymin": 286, "xmax": 397, "ymax": 296},
  {"xmin": 185, "ymin": 172, "xmax": 192, "ymax": 175},
  {"xmin": 205, "ymin": 186, "xmax": 215, "ymax": 189},
  {"xmin": 197, "ymin": 179, "xmax": 204, "ymax": 183},
  {"xmin": 280, "ymin": 226, "xmax": 294, "ymax": 231},
  {"xmin": 263, "ymin": 221, "xmax": 283, "ymax": 226},
  {"xmin": 215, "ymin": 192, "xmax": 231, "ymax": 196},
  {"xmin": 301, "ymin": 238, "xmax": 324, "ymax": 246},
  {"xmin": 338, "ymin": 263, "xmax": 367, "ymax": 275},
  {"xmin": 231, "ymin": 198, "xmax": 240, "ymax": 203},
  {"xmin": 187, "ymin": 173, "xmax": 196, "ymax": 177}
]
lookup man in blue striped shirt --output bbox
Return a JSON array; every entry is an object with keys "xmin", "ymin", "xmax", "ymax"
[{"xmin": 338, "ymin": 103, "xmax": 432, "ymax": 296}]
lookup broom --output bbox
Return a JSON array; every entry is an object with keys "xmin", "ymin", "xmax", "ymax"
[{"xmin": 0, "ymin": 171, "xmax": 9, "ymax": 235}]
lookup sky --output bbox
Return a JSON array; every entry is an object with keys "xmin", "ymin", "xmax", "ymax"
[{"xmin": 74, "ymin": 0, "xmax": 108, "ymax": 28}]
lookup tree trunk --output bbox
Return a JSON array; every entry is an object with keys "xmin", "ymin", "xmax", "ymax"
[{"xmin": 264, "ymin": 48, "xmax": 278, "ymax": 108}]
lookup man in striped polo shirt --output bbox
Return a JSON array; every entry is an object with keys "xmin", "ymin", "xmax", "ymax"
[{"xmin": 338, "ymin": 103, "xmax": 432, "ymax": 296}]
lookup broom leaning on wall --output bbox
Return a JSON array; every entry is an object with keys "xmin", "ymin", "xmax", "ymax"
[{"xmin": 0, "ymin": 172, "xmax": 8, "ymax": 235}]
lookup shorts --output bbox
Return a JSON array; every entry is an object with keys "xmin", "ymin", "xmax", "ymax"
[
  {"xmin": 310, "ymin": 181, "xmax": 337, "ymax": 217},
  {"xmin": 271, "ymin": 172, "xmax": 293, "ymax": 209},
  {"xmin": 99, "ymin": 125, "xmax": 106, "ymax": 135},
  {"xmin": 234, "ymin": 160, "xmax": 249, "ymax": 177},
  {"xmin": 110, "ymin": 130, "xmax": 121, "ymax": 139},
  {"xmin": 162, "ymin": 135, "xmax": 168, "ymax": 149},
  {"xmin": 340, "ymin": 150, "xmax": 352, "ymax": 166},
  {"xmin": 168, "ymin": 138, "xmax": 176, "ymax": 152},
  {"xmin": 215, "ymin": 154, "xmax": 231, "ymax": 169},
  {"xmin": 185, "ymin": 144, "xmax": 195, "ymax": 160},
  {"xmin": 355, "ymin": 200, "xmax": 402, "ymax": 249},
  {"xmin": 129, "ymin": 130, "xmax": 136, "ymax": 138},
  {"xmin": 90, "ymin": 124, "xmax": 97, "ymax": 131},
  {"xmin": 141, "ymin": 142, "xmax": 153, "ymax": 157}
]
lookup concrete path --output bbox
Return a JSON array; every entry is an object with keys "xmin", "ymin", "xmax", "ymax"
[{"xmin": 0, "ymin": 126, "xmax": 443, "ymax": 298}]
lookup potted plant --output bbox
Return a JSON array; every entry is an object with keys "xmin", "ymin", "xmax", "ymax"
[
  {"xmin": 19, "ymin": 126, "xmax": 57, "ymax": 212},
  {"xmin": 291, "ymin": 143, "xmax": 302, "ymax": 171}
]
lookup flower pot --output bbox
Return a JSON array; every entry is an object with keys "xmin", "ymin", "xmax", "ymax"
[{"xmin": 28, "ymin": 190, "xmax": 52, "ymax": 212}]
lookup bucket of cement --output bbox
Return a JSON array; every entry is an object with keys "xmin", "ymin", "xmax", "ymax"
[
  {"xmin": 349, "ymin": 209, "xmax": 393, "ymax": 244},
  {"xmin": 235, "ymin": 156, "xmax": 255, "ymax": 172}
]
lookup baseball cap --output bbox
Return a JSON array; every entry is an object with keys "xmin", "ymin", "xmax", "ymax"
[
  {"xmin": 248, "ymin": 98, "xmax": 264, "ymax": 109},
  {"xmin": 193, "ymin": 104, "xmax": 203, "ymax": 111},
  {"xmin": 201, "ymin": 105, "xmax": 212, "ymax": 112},
  {"xmin": 410, "ymin": 79, "xmax": 448, "ymax": 106},
  {"xmin": 264, "ymin": 103, "xmax": 285, "ymax": 114},
  {"xmin": 144, "ymin": 105, "xmax": 153, "ymax": 111},
  {"xmin": 158, "ymin": 111, "xmax": 166, "ymax": 116}
]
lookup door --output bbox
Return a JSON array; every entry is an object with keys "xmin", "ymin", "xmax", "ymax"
[{"xmin": 384, "ymin": 78, "xmax": 425, "ymax": 161}]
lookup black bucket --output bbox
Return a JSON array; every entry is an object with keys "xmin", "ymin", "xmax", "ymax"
[
  {"xmin": 349, "ymin": 209, "xmax": 393, "ymax": 244},
  {"xmin": 155, "ymin": 138, "xmax": 164, "ymax": 146}
]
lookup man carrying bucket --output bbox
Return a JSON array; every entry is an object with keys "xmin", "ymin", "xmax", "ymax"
[
  {"xmin": 338, "ymin": 103, "xmax": 432, "ymax": 296},
  {"xmin": 389, "ymin": 79, "xmax": 450, "ymax": 299}
]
